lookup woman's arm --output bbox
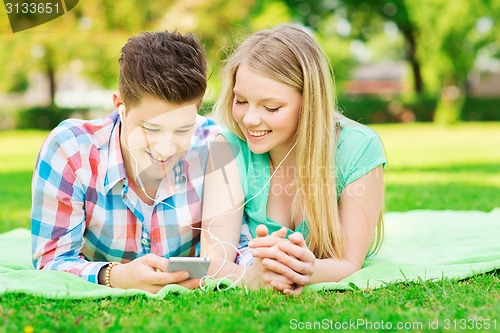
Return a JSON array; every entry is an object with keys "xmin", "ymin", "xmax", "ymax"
[
  {"xmin": 251, "ymin": 165, "xmax": 384, "ymax": 285},
  {"xmin": 311, "ymin": 164, "xmax": 384, "ymax": 283},
  {"xmin": 200, "ymin": 135, "xmax": 245, "ymax": 269},
  {"xmin": 200, "ymin": 136, "xmax": 295, "ymax": 290}
]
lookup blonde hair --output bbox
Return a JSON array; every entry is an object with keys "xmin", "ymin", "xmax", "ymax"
[{"xmin": 214, "ymin": 24, "xmax": 383, "ymax": 259}]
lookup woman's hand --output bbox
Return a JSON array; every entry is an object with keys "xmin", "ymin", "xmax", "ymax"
[
  {"xmin": 249, "ymin": 225, "xmax": 316, "ymax": 295},
  {"xmin": 242, "ymin": 256, "xmax": 295, "ymax": 291},
  {"xmin": 106, "ymin": 254, "xmax": 201, "ymax": 293}
]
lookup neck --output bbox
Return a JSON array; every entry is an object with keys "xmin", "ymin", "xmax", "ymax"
[
  {"xmin": 131, "ymin": 175, "xmax": 161, "ymax": 205},
  {"xmin": 269, "ymin": 143, "xmax": 297, "ymax": 174}
]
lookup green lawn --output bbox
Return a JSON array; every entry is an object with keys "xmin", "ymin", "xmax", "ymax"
[{"xmin": 0, "ymin": 123, "xmax": 499, "ymax": 332}]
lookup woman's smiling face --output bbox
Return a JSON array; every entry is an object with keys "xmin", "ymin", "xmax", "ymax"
[{"xmin": 232, "ymin": 62, "xmax": 302, "ymax": 158}]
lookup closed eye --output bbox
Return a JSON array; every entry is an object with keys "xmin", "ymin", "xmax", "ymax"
[
  {"xmin": 235, "ymin": 100, "xmax": 247, "ymax": 105},
  {"xmin": 265, "ymin": 106, "xmax": 281, "ymax": 112},
  {"xmin": 141, "ymin": 126, "xmax": 160, "ymax": 133}
]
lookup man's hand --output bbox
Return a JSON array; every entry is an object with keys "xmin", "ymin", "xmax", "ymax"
[{"xmin": 107, "ymin": 254, "xmax": 200, "ymax": 293}]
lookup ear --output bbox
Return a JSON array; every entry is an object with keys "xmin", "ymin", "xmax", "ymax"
[{"xmin": 112, "ymin": 91, "xmax": 124, "ymax": 113}]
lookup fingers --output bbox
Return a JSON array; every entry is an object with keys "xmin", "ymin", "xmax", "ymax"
[
  {"xmin": 152, "ymin": 270, "xmax": 190, "ymax": 285},
  {"xmin": 249, "ymin": 231, "xmax": 296, "ymax": 260},
  {"xmin": 262, "ymin": 259, "xmax": 311, "ymax": 285},
  {"xmin": 142, "ymin": 277, "xmax": 199, "ymax": 294},
  {"xmin": 283, "ymin": 285, "xmax": 304, "ymax": 296},
  {"xmin": 270, "ymin": 280, "xmax": 294, "ymax": 292},
  {"xmin": 288, "ymin": 231, "xmax": 307, "ymax": 248},
  {"xmin": 177, "ymin": 278, "xmax": 202, "ymax": 290},
  {"xmin": 251, "ymin": 243, "xmax": 284, "ymax": 260},
  {"xmin": 140, "ymin": 253, "xmax": 169, "ymax": 272},
  {"xmin": 245, "ymin": 259, "xmax": 294, "ymax": 291},
  {"xmin": 249, "ymin": 234, "xmax": 285, "ymax": 249},
  {"xmin": 255, "ymin": 224, "xmax": 269, "ymax": 238},
  {"xmin": 262, "ymin": 270, "xmax": 294, "ymax": 291},
  {"xmin": 255, "ymin": 225, "xmax": 289, "ymax": 239},
  {"xmin": 278, "ymin": 238, "xmax": 316, "ymax": 267},
  {"xmin": 137, "ymin": 254, "xmax": 191, "ymax": 285},
  {"xmin": 271, "ymin": 227, "xmax": 288, "ymax": 239}
]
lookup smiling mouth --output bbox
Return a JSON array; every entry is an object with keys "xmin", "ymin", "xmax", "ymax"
[
  {"xmin": 147, "ymin": 152, "xmax": 172, "ymax": 164},
  {"xmin": 248, "ymin": 129, "xmax": 271, "ymax": 137}
]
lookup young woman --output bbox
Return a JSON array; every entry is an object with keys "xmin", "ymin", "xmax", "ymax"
[{"xmin": 201, "ymin": 24, "xmax": 386, "ymax": 295}]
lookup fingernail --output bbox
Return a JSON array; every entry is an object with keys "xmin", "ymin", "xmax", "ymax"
[{"xmin": 183, "ymin": 272, "xmax": 189, "ymax": 279}]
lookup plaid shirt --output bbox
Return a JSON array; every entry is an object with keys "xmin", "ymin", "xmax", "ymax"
[{"xmin": 31, "ymin": 111, "xmax": 219, "ymax": 284}]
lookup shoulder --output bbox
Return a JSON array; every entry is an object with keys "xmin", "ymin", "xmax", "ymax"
[
  {"xmin": 337, "ymin": 118, "xmax": 382, "ymax": 148},
  {"xmin": 335, "ymin": 117, "xmax": 386, "ymax": 188},
  {"xmin": 47, "ymin": 112, "xmax": 117, "ymax": 146},
  {"xmin": 190, "ymin": 115, "xmax": 221, "ymax": 147},
  {"xmin": 219, "ymin": 128, "xmax": 254, "ymax": 159},
  {"xmin": 336, "ymin": 118, "xmax": 385, "ymax": 164},
  {"xmin": 217, "ymin": 128, "xmax": 268, "ymax": 175},
  {"xmin": 219, "ymin": 128, "xmax": 246, "ymax": 146},
  {"xmin": 39, "ymin": 112, "xmax": 118, "ymax": 161}
]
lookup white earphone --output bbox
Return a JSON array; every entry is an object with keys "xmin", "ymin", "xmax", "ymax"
[
  {"xmin": 118, "ymin": 104, "xmax": 125, "ymax": 121},
  {"xmin": 118, "ymin": 100, "xmax": 297, "ymax": 291}
]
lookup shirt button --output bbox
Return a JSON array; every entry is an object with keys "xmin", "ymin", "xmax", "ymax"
[{"xmin": 141, "ymin": 239, "xmax": 148, "ymax": 245}]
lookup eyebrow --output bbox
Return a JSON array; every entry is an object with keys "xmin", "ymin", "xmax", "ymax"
[
  {"xmin": 176, "ymin": 123, "xmax": 196, "ymax": 129},
  {"xmin": 233, "ymin": 90, "xmax": 284, "ymax": 103},
  {"xmin": 142, "ymin": 121, "xmax": 196, "ymax": 130}
]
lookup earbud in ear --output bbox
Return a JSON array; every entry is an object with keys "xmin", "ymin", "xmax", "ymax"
[{"xmin": 118, "ymin": 104, "xmax": 125, "ymax": 120}]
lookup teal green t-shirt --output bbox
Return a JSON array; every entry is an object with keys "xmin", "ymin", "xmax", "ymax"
[{"xmin": 220, "ymin": 119, "xmax": 386, "ymax": 239}]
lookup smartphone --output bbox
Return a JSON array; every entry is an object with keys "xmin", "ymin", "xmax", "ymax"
[{"xmin": 167, "ymin": 257, "xmax": 211, "ymax": 279}]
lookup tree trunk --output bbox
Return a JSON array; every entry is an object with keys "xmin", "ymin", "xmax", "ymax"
[
  {"xmin": 47, "ymin": 62, "xmax": 56, "ymax": 106},
  {"xmin": 401, "ymin": 26, "xmax": 423, "ymax": 94},
  {"xmin": 434, "ymin": 83, "xmax": 463, "ymax": 124}
]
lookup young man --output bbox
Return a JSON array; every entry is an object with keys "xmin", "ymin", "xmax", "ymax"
[{"xmin": 31, "ymin": 30, "xmax": 219, "ymax": 293}]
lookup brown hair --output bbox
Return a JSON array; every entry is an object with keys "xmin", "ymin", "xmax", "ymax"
[{"xmin": 118, "ymin": 30, "xmax": 207, "ymax": 108}]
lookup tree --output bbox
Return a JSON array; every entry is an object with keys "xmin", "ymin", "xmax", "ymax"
[
  {"xmin": 281, "ymin": 0, "xmax": 500, "ymax": 123},
  {"xmin": 281, "ymin": 0, "xmax": 423, "ymax": 94},
  {"xmin": 410, "ymin": 0, "xmax": 496, "ymax": 123},
  {"xmin": 0, "ymin": 1, "xmax": 173, "ymax": 106},
  {"xmin": 0, "ymin": 0, "xmax": 258, "ymax": 108}
]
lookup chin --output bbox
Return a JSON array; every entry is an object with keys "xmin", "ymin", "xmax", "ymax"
[{"xmin": 247, "ymin": 143, "xmax": 271, "ymax": 155}]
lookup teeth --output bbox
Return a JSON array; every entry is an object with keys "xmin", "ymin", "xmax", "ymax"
[
  {"xmin": 151, "ymin": 154, "xmax": 168, "ymax": 162},
  {"xmin": 248, "ymin": 130, "xmax": 271, "ymax": 137}
]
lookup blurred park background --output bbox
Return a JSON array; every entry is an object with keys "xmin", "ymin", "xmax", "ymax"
[{"xmin": 1, "ymin": 0, "xmax": 500, "ymax": 129}]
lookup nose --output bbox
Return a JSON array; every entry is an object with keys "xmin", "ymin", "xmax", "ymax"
[
  {"xmin": 151, "ymin": 133, "xmax": 178, "ymax": 158},
  {"xmin": 242, "ymin": 106, "xmax": 262, "ymax": 127}
]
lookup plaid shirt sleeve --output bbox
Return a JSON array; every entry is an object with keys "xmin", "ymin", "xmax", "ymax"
[{"xmin": 31, "ymin": 123, "xmax": 108, "ymax": 284}]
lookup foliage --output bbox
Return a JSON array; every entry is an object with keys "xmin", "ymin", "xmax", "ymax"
[
  {"xmin": 1, "ymin": 0, "xmax": 500, "ymax": 126},
  {"xmin": 0, "ymin": 1, "xmax": 174, "ymax": 105},
  {"xmin": 339, "ymin": 96, "xmax": 500, "ymax": 123},
  {"xmin": 461, "ymin": 97, "xmax": 500, "ymax": 121},
  {"xmin": 2, "ymin": 275, "xmax": 498, "ymax": 333},
  {"xmin": 15, "ymin": 105, "xmax": 89, "ymax": 130},
  {"xmin": 280, "ymin": 0, "xmax": 500, "ymax": 124}
]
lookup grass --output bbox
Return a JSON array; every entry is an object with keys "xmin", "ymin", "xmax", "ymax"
[{"xmin": 0, "ymin": 123, "xmax": 499, "ymax": 332}]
